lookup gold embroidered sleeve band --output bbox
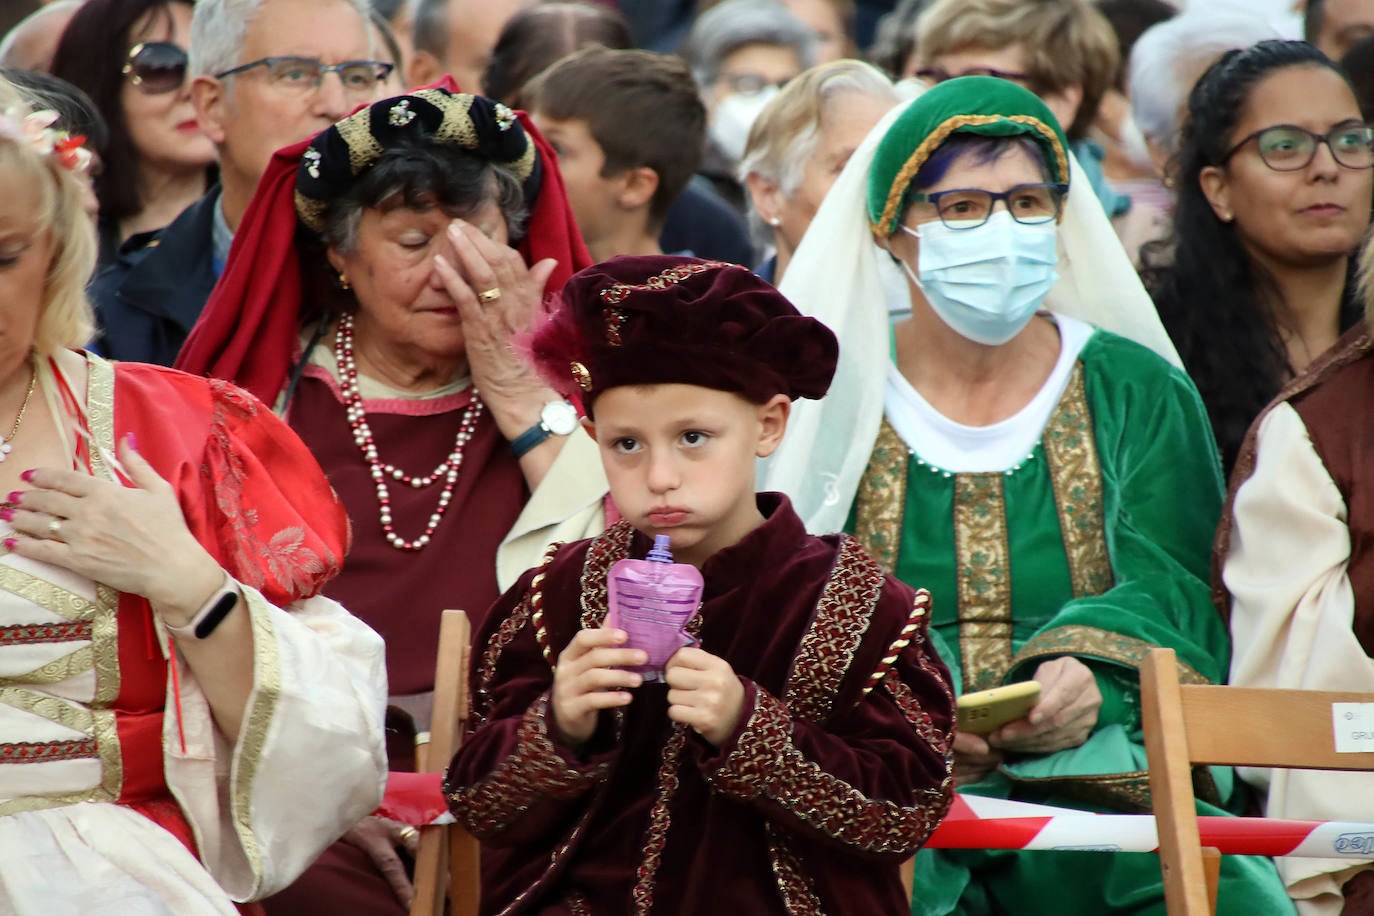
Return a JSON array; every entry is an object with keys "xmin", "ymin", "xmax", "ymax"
[
  {"xmin": 448, "ymin": 693, "xmax": 609, "ymax": 839},
  {"xmin": 703, "ymin": 687, "xmax": 950, "ymax": 857}
]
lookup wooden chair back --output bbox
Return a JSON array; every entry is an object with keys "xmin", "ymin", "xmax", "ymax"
[
  {"xmin": 410, "ymin": 609, "xmax": 481, "ymax": 916},
  {"xmin": 1141, "ymin": 647, "xmax": 1374, "ymax": 915}
]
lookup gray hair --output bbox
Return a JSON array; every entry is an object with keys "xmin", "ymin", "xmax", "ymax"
[
  {"xmin": 321, "ymin": 161, "xmax": 528, "ymax": 257},
  {"xmin": 411, "ymin": 0, "xmax": 447, "ymax": 60},
  {"xmin": 1128, "ymin": 8, "xmax": 1280, "ymax": 155},
  {"xmin": 681, "ymin": 0, "xmax": 818, "ymax": 88},
  {"xmin": 739, "ymin": 60, "xmax": 894, "ymax": 195},
  {"xmin": 190, "ymin": 0, "xmax": 373, "ymax": 78}
]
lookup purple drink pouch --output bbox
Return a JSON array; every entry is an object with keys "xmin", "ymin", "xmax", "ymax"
[{"xmin": 605, "ymin": 535, "xmax": 703, "ymax": 683}]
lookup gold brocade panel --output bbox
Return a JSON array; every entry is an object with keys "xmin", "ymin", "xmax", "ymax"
[{"xmin": 953, "ymin": 473, "xmax": 1013, "ymax": 692}]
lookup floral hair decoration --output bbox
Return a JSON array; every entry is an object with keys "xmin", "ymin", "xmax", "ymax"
[{"xmin": 0, "ymin": 107, "xmax": 93, "ymax": 173}]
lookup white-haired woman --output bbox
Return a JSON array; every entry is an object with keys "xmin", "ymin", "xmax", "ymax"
[
  {"xmin": 741, "ymin": 58, "xmax": 898, "ymax": 285},
  {"xmin": 0, "ymin": 76, "xmax": 386, "ymax": 913},
  {"xmin": 681, "ymin": 0, "xmax": 817, "ymax": 212}
]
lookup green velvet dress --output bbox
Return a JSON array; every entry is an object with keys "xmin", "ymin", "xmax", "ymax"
[{"xmin": 849, "ymin": 327, "xmax": 1293, "ymax": 915}]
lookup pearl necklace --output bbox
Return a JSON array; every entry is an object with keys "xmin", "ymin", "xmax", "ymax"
[{"xmin": 335, "ymin": 313, "xmax": 484, "ymax": 552}]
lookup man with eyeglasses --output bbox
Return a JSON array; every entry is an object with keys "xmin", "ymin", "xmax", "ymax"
[{"xmin": 90, "ymin": 0, "xmax": 389, "ymax": 367}]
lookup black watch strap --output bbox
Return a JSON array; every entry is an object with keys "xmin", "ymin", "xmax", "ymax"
[{"xmin": 510, "ymin": 420, "xmax": 550, "ymax": 459}]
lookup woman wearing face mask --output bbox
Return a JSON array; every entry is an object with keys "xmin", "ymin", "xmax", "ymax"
[
  {"xmin": 52, "ymin": 0, "xmax": 215, "ymax": 267},
  {"xmin": 681, "ymin": 0, "xmax": 816, "ymax": 215},
  {"xmin": 764, "ymin": 76, "xmax": 1291, "ymax": 914}
]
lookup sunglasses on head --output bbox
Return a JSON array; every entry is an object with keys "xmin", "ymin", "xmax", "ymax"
[{"xmin": 123, "ymin": 41, "xmax": 189, "ymax": 95}]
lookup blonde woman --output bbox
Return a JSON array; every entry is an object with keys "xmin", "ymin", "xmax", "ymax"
[{"xmin": 0, "ymin": 76, "xmax": 386, "ymax": 913}]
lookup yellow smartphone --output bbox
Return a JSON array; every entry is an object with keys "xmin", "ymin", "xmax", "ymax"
[{"xmin": 956, "ymin": 681, "xmax": 1041, "ymax": 735}]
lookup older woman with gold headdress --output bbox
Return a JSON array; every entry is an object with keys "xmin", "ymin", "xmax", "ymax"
[
  {"xmin": 0, "ymin": 76, "xmax": 385, "ymax": 912},
  {"xmin": 765, "ymin": 76, "xmax": 1291, "ymax": 914},
  {"xmin": 177, "ymin": 84, "xmax": 605, "ymax": 914}
]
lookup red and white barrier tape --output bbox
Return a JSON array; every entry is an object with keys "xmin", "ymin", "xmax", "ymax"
[{"xmin": 379, "ymin": 774, "xmax": 1374, "ymax": 859}]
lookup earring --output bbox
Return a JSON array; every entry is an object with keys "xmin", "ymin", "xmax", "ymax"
[
  {"xmin": 766, "ymin": 216, "xmax": 782, "ymax": 227},
  {"xmin": 338, "ymin": 272, "xmax": 351, "ymax": 290}
]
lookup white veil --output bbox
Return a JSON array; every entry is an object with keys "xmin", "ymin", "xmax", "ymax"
[{"xmin": 761, "ymin": 94, "xmax": 1179, "ymax": 534}]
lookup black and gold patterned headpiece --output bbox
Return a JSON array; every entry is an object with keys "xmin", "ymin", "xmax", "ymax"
[{"xmin": 294, "ymin": 88, "xmax": 541, "ymax": 232}]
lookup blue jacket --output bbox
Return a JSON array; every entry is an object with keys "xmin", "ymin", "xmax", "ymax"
[{"xmin": 89, "ymin": 189, "xmax": 220, "ymax": 366}]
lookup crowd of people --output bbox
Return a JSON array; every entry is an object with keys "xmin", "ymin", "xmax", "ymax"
[{"xmin": 0, "ymin": 0, "xmax": 1372, "ymax": 914}]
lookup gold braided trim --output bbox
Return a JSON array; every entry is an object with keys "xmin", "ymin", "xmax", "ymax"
[
  {"xmin": 630, "ymin": 724, "xmax": 690, "ymax": 914},
  {"xmin": 1010, "ymin": 624, "xmax": 1211, "ymax": 686},
  {"xmin": 448, "ymin": 693, "xmax": 608, "ymax": 837},
  {"xmin": 578, "ymin": 521, "xmax": 635, "ymax": 629},
  {"xmin": 710, "ymin": 689, "xmax": 943, "ymax": 855},
  {"xmin": 472, "ymin": 542, "xmax": 562, "ymax": 728},
  {"xmin": 875, "ymin": 114, "xmax": 1069, "ymax": 233},
  {"xmin": 786, "ymin": 535, "xmax": 885, "ymax": 724},
  {"xmin": 0, "ymin": 707, "xmax": 120, "ymax": 814},
  {"xmin": 1042, "ymin": 366, "xmax": 1113, "ymax": 599},
  {"xmin": 337, "ymin": 111, "xmax": 386, "ymax": 175},
  {"xmin": 0, "ymin": 645, "xmax": 93, "ymax": 687},
  {"xmin": 82, "ymin": 355, "xmax": 124, "ymax": 709},
  {"xmin": 0, "ymin": 566, "xmax": 101, "ymax": 622},
  {"xmin": 954, "ymin": 472, "xmax": 1012, "ymax": 692},
  {"xmin": 767, "ymin": 820, "xmax": 825, "ymax": 915},
  {"xmin": 864, "ymin": 589, "xmax": 931, "ymax": 696},
  {"xmin": 228, "ymin": 588, "xmax": 284, "ymax": 881},
  {"xmin": 853, "ymin": 417, "xmax": 908, "ymax": 574},
  {"xmin": 0, "ymin": 685, "xmax": 95, "ymax": 732}
]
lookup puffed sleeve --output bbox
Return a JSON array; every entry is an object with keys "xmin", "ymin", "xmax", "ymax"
[{"xmin": 116, "ymin": 367, "xmax": 387, "ymax": 901}]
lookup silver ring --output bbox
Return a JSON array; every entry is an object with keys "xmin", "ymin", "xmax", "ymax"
[
  {"xmin": 478, "ymin": 287, "xmax": 502, "ymax": 304},
  {"xmin": 46, "ymin": 518, "xmax": 62, "ymax": 539}
]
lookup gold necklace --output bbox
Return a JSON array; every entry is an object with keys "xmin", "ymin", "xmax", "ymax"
[{"xmin": 0, "ymin": 365, "xmax": 38, "ymax": 463}]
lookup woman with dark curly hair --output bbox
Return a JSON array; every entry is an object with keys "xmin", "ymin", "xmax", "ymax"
[
  {"xmin": 1143, "ymin": 39, "xmax": 1373, "ymax": 476},
  {"xmin": 51, "ymin": 0, "xmax": 215, "ymax": 266}
]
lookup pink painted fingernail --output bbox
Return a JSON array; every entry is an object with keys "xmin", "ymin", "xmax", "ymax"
[
  {"xmin": 125, "ymin": 432, "xmax": 138, "ymax": 450},
  {"xmin": 6, "ymin": 492, "xmax": 20, "ymax": 504},
  {"xmin": 3, "ymin": 538, "xmax": 16, "ymax": 551},
  {"xmin": 0, "ymin": 509, "xmax": 13, "ymax": 522},
  {"xmin": 19, "ymin": 470, "xmax": 34, "ymax": 482}
]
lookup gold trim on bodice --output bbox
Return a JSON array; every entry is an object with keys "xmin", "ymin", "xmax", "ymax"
[
  {"xmin": 954, "ymin": 473, "xmax": 1013, "ymax": 691},
  {"xmin": 0, "ymin": 354, "xmax": 125, "ymax": 816},
  {"xmin": 852, "ymin": 362, "xmax": 1114, "ymax": 693}
]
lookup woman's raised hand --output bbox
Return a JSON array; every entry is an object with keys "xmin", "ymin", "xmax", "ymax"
[
  {"xmin": 3, "ymin": 434, "xmax": 224, "ymax": 626},
  {"xmin": 433, "ymin": 219, "xmax": 560, "ymax": 439}
]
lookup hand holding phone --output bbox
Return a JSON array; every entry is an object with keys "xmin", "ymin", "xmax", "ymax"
[{"xmin": 956, "ymin": 681, "xmax": 1041, "ymax": 735}]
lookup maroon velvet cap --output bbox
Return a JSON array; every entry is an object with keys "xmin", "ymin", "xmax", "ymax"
[{"xmin": 528, "ymin": 256, "xmax": 838, "ymax": 412}]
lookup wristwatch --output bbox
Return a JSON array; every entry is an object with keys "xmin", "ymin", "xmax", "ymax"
[{"xmin": 510, "ymin": 400, "xmax": 580, "ymax": 459}]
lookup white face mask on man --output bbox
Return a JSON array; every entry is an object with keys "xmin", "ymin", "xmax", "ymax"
[
  {"xmin": 709, "ymin": 85, "xmax": 781, "ymax": 162},
  {"xmin": 898, "ymin": 209, "xmax": 1060, "ymax": 346}
]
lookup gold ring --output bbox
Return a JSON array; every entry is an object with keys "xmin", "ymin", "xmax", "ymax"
[
  {"xmin": 478, "ymin": 287, "xmax": 502, "ymax": 303},
  {"xmin": 398, "ymin": 825, "xmax": 419, "ymax": 842},
  {"xmin": 46, "ymin": 518, "xmax": 62, "ymax": 539}
]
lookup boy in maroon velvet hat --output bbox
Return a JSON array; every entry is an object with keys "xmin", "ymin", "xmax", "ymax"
[{"xmin": 445, "ymin": 255, "xmax": 954, "ymax": 915}]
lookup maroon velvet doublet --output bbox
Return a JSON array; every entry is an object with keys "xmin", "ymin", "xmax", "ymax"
[{"xmin": 446, "ymin": 494, "xmax": 956, "ymax": 915}]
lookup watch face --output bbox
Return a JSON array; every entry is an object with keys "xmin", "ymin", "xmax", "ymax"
[{"xmin": 542, "ymin": 400, "xmax": 580, "ymax": 436}]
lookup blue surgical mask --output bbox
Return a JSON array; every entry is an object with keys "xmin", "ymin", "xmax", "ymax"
[{"xmin": 899, "ymin": 209, "xmax": 1060, "ymax": 346}]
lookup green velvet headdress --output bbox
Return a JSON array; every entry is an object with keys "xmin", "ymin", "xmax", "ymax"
[{"xmin": 867, "ymin": 76, "xmax": 1070, "ymax": 236}]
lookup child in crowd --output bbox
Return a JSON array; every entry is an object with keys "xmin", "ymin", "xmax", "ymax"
[
  {"xmin": 527, "ymin": 48, "xmax": 705, "ymax": 263},
  {"xmin": 445, "ymin": 256, "xmax": 955, "ymax": 914}
]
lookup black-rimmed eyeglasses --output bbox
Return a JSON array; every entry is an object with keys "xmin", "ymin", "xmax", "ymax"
[
  {"xmin": 906, "ymin": 182, "xmax": 1069, "ymax": 230},
  {"xmin": 123, "ymin": 41, "xmax": 189, "ymax": 95},
  {"xmin": 214, "ymin": 57, "xmax": 394, "ymax": 96},
  {"xmin": 1221, "ymin": 123, "xmax": 1374, "ymax": 171}
]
